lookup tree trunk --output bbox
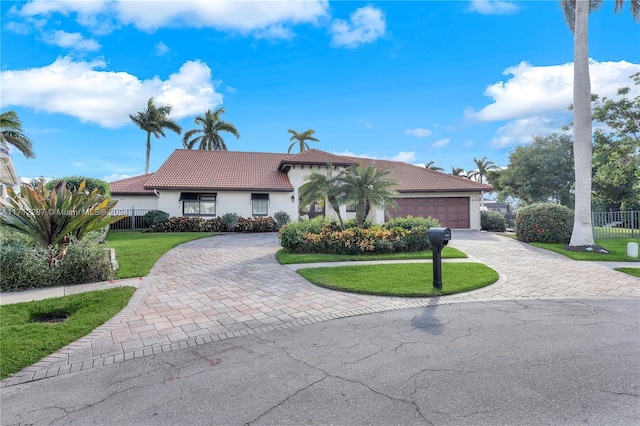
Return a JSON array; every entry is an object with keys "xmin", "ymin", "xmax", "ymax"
[
  {"xmin": 569, "ymin": 0, "xmax": 595, "ymax": 247},
  {"xmin": 145, "ymin": 131, "xmax": 151, "ymax": 174}
]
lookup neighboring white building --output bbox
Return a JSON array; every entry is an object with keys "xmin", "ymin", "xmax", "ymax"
[
  {"xmin": 110, "ymin": 149, "xmax": 494, "ymax": 230},
  {"xmin": 0, "ymin": 148, "xmax": 20, "ymax": 203}
]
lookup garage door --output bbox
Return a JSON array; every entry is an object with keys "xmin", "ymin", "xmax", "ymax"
[{"xmin": 390, "ymin": 197, "xmax": 470, "ymax": 229}]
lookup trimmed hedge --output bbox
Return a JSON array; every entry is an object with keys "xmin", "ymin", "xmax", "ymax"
[
  {"xmin": 279, "ymin": 216, "xmax": 439, "ymax": 254},
  {"xmin": 515, "ymin": 203, "xmax": 574, "ymax": 243},
  {"xmin": 481, "ymin": 211, "xmax": 507, "ymax": 232},
  {"xmin": 157, "ymin": 216, "xmax": 279, "ymax": 233},
  {"xmin": 143, "ymin": 210, "xmax": 170, "ymax": 230}
]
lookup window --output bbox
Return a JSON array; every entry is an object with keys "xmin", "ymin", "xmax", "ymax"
[
  {"xmin": 346, "ymin": 203, "xmax": 357, "ymax": 213},
  {"xmin": 251, "ymin": 193, "xmax": 269, "ymax": 216},
  {"xmin": 181, "ymin": 193, "xmax": 216, "ymax": 216}
]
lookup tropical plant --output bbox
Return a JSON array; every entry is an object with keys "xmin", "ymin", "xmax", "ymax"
[
  {"xmin": 424, "ymin": 161, "xmax": 444, "ymax": 171},
  {"xmin": 1, "ymin": 111, "xmax": 35, "ymax": 158},
  {"xmin": 450, "ymin": 167, "xmax": 467, "ymax": 177},
  {"xmin": 182, "ymin": 107, "xmax": 240, "ymax": 151},
  {"xmin": 560, "ymin": 0, "xmax": 639, "ymax": 247},
  {"xmin": 0, "ymin": 181, "xmax": 125, "ymax": 262},
  {"xmin": 287, "ymin": 129, "xmax": 319, "ymax": 153},
  {"xmin": 273, "ymin": 211, "xmax": 291, "ymax": 229},
  {"xmin": 45, "ymin": 176, "xmax": 111, "ymax": 196},
  {"xmin": 469, "ymin": 156, "xmax": 497, "ymax": 209},
  {"xmin": 337, "ymin": 164, "xmax": 400, "ymax": 228},
  {"xmin": 142, "ymin": 210, "xmax": 170, "ymax": 230},
  {"xmin": 515, "ymin": 203, "xmax": 574, "ymax": 244},
  {"xmin": 129, "ymin": 97, "xmax": 182, "ymax": 174},
  {"xmin": 299, "ymin": 164, "xmax": 345, "ymax": 228}
]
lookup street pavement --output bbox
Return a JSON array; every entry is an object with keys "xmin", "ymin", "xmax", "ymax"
[{"xmin": 0, "ymin": 231, "xmax": 638, "ymax": 425}]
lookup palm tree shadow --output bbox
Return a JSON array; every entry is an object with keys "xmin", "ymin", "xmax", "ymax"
[{"xmin": 411, "ymin": 297, "xmax": 444, "ymax": 335}]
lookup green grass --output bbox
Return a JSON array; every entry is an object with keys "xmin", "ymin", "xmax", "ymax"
[
  {"xmin": 106, "ymin": 232, "xmax": 215, "ymax": 278},
  {"xmin": 616, "ymin": 267, "xmax": 640, "ymax": 277},
  {"xmin": 531, "ymin": 238, "xmax": 640, "ymax": 262},
  {"xmin": 297, "ymin": 263, "xmax": 498, "ymax": 297},
  {"xmin": 0, "ymin": 287, "xmax": 135, "ymax": 380},
  {"xmin": 276, "ymin": 247, "xmax": 467, "ymax": 265}
]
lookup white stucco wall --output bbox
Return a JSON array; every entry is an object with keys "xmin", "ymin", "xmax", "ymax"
[{"xmin": 112, "ymin": 195, "xmax": 158, "ymax": 212}]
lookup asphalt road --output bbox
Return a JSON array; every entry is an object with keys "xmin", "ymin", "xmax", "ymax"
[{"xmin": 2, "ymin": 298, "xmax": 639, "ymax": 426}]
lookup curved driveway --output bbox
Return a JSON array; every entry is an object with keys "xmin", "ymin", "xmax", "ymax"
[{"xmin": 2, "ymin": 231, "xmax": 638, "ymax": 387}]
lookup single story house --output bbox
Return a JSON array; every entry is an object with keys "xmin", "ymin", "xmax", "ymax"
[
  {"xmin": 0, "ymin": 147, "xmax": 20, "ymax": 204},
  {"xmin": 110, "ymin": 149, "xmax": 494, "ymax": 229}
]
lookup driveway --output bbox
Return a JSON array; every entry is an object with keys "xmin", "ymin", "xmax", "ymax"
[{"xmin": 2, "ymin": 231, "xmax": 638, "ymax": 387}]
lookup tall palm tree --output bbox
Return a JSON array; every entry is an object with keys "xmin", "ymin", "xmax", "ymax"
[
  {"xmin": 469, "ymin": 156, "xmax": 496, "ymax": 209},
  {"xmin": 182, "ymin": 107, "xmax": 240, "ymax": 151},
  {"xmin": 561, "ymin": 0, "xmax": 638, "ymax": 247},
  {"xmin": 287, "ymin": 129, "xmax": 319, "ymax": 153},
  {"xmin": 337, "ymin": 164, "xmax": 400, "ymax": 228},
  {"xmin": 451, "ymin": 167, "xmax": 467, "ymax": 178},
  {"xmin": 299, "ymin": 164, "xmax": 345, "ymax": 228},
  {"xmin": 1, "ymin": 111, "xmax": 35, "ymax": 158},
  {"xmin": 129, "ymin": 97, "xmax": 182, "ymax": 174},
  {"xmin": 424, "ymin": 161, "xmax": 444, "ymax": 171}
]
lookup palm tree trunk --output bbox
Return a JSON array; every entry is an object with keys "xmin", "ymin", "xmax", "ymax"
[
  {"xmin": 569, "ymin": 0, "xmax": 595, "ymax": 246},
  {"xmin": 145, "ymin": 131, "xmax": 151, "ymax": 174}
]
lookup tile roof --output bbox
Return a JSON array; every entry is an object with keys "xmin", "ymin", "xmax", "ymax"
[
  {"xmin": 143, "ymin": 150, "xmax": 293, "ymax": 191},
  {"xmin": 110, "ymin": 173, "xmax": 156, "ymax": 195},
  {"xmin": 109, "ymin": 149, "xmax": 493, "ymax": 194}
]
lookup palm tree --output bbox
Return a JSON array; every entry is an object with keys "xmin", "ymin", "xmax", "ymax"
[
  {"xmin": 451, "ymin": 167, "xmax": 467, "ymax": 178},
  {"xmin": 424, "ymin": 161, "xmax": 444, "ymax": 171},
  {"xmin": 469, "ymin": 156, "xmax": 496, "ymax": 209},
  {"xmin": 299, "ymin": 164, "xmax": 345, "ymax": 228},
  {"xmin": 182, "ymin": 107, "xmax": 240, "ymax": 151},
  {"xmin": 337, "ymin": 164, "xmax": 400, "ymax": 228},
  {"xmin": 560, "ymin": 0, "xmax": 638, "ymax": 247},
  {"xmin": 129, "ymin": 97, "xmax": 182, "ymax": 174},
  {"xmin": 1, "ymin": 111, "xmax": 35, "ymax": 158},
  {"xmin": 287, "ymin": 129, "xmax": 319, "ymax": 153}
]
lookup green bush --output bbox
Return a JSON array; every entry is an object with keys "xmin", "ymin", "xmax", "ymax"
[
  {"xmin": 236, "ymin": 217, "xmax": 278, "ymax": 232},
  {"xmin": 481, "ymin": 211, "xmax": 507, "ymax": 232},
  {"xmin": 45, "ymin": 176, "xmax": 111, "ymax": 196},
  {"xmin": 221, "ymin": 213, "xmax": 240, "ymax": 232},
  {"xmin": 273, "ymin": 211, "xmax": 291, "ymax": 229},
  {"xmin": 158, "ymin": 217, "xmax": 225, "ymax": 232},
  {"xmin": 0, "ymin": 235, "xmax": 116, "ymax": 292},
  {"xmin": 383, "ymin": 215, "xmax": 440, "ymax": 230},
  {"xmin": 515, "ymin": 203, "xmax": 574, "ymax": 243},
  {"xmin": 143, "ymin": 210, "xmax": 170, "ymax": 230}
]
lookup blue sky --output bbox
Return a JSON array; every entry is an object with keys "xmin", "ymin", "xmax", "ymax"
[{"xmin": 2, "ymin": 0, "xmax": 639, "ymax": 183}]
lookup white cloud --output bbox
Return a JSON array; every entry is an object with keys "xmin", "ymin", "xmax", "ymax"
[
  {"xmin": 468, "ymin": 0, "xmax": 519, "ymax": 15},
  {"xmin": 0, "ymin": 56, "xmax": 223, "ymax": 127},
  {"xmin": 42, "ymin": 30, "xmax": 100, "ymax": 51},
  {"xmin": 332, "ymin": 150, "xmax": 416, "ymax": 164},
  {"xmin": 15, "ymin": 0, "xmax": 329, "ymax": 37},
  {"xmin": 404, "ymin": 128, "xmax": 432, "ymax": 138},
  {"xmin": 390, "ymin": 151, "xmax": 417, "ymax": 163},
  {"xmin": 155, "ymin": 41, "xmax": 169, "ymax": 56},
  {"xmin": 467, "ymin": 60, "xmax": 640, "ymax": 122},
  {"xmin": 103, "ymin": 173, "xmax": 134, "ymax": 182},
  {"xmin": 330, "ymin": 6, "xmax": 385, "ymax": 48},
  {"xmin": 490, "ymin": 117, "xmax": 564, "ymax": 148},
  {"xmin": 4, "ymin": 21, "xmax": 32, "ymax": 34},
  {"xmin": 254, "ymin": 24, "xmax": 294, "ymax": 40},
  {"xmin": 432, "ymin": 138, "xmax": 451, "ymax": 148},
  {"xmin": 225, "ymin": 86, "xmax": 237, "ymax": 94}
]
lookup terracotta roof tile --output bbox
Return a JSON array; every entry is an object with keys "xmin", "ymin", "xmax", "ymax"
[
  {"xmin": 144, "ymin": 150, "xmax": 293, "ymax": 191},
  {"xmin": 110, "ymin": 173, "xmax": 155, "ymax": 195},
  {"xmin": 279, "ymin": 149, "xmax": 354, "ymax": 169}
]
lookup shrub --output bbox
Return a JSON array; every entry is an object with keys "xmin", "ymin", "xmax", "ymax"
[
  {"xmin": 158, "ymin": 217, "xmax": 225, "ymax": 232},
  {"xmin": 515, "ymin": 203, "xmax": 574, "ymax": 243},
  {"xmin": 143, "ymin": 210, "xmax": 170, "ymax": 230},
  {"xmin": 221, "ymin": 213, "xmax": 240, "ymax": 232},
  {"xmin": 237, "ymin": 217, "xmax": 278, "ymax": 233},
  {"xmin": 0, "ymin": 236, "xmax": 116, "ymax": 292},
  {"xmin": 384, "ymin": 215, "xmax": 440, "ymax": 230},
  {"xmin": 274, "ymin": 211, "xmax": 291, "ymax": 229},
  {"xmin": 481, "ymin": 211, "xmax": 506, "ymax": 232},
  {"xmin": 45, "ymin": 176, "xmax": 111, "ymax": 196}
]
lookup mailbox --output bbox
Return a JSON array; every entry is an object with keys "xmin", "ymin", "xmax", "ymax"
[{"xmin": 427, "ymin": 227, "xmax": 451, "ymax": 247}]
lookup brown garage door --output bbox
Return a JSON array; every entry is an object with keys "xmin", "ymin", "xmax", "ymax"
[{"xmin": 390, "ymin": 197, "xmax": 470, "ymax": 229}]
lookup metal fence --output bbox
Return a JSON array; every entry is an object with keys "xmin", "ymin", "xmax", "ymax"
[
  {"xmin": 109, "ymin": 208, "xmax": 153, "ymax": 231},
  {"xmin": 592, "ymin": 210, "xmax": 639, "ymax": 239}
]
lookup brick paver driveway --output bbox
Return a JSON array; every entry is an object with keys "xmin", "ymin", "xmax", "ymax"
[{"xmin": 3, "ymin": 231, "xmax": 638, "ymax": 386}]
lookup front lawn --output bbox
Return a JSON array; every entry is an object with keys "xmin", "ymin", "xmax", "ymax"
[
  {"xmin": 0, "ymin": 287, "xmax": 135, "ymax": 380},
  {"xmin": 106, "ymin": 232, "xmax": 215, "ymax": 278},
  {"xmin": 276, "ymin": 246, "xmax": 467, "ymax": 265},
  {"xmin": 616, "ymin": 267, "xmax": 640, "ymax": 277},
  {"xmin": 297, "ymin": 263, "xmax": 498, "ymax": 297},
  {"xmin": 531, "ymin": 238, "xmax": 640, "ymax": 262}
]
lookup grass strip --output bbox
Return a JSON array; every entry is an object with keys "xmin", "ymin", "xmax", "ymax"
[
  {"xmin": 276, "ymin": 246, "xmax": 467, "ymax": 265},
  {"xmin": 615, "ymin": 267, "xmax": 640, "ymax": 277},
  {"xmin": 0, "ymin": 287, "xmax": 136, "ymax": 380},
  {"xmin": 106, "ymin": 232, "xmax": 215, "ymax": 278},
  {"xmin": 297, "ymin": 263, "xmax": 498, "ymax": 297},
  {"xmin": 531, "ymin": 238, "xmax": 640, "ymax": 262}
]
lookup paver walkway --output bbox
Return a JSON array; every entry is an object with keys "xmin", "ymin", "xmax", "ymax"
[{"xmin": 2, "ymin": 231, "xmax": 638, "ymax": 387}]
